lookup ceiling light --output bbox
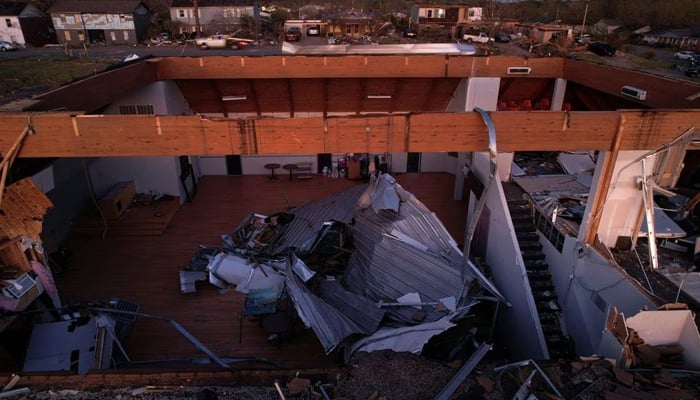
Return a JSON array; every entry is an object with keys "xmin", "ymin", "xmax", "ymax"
[
  {"xmin": 367, "ymin": 95, "xmax": 392, "ymax": 99},
  {"xmin": 222, "ymin": 95, "xmax": 247, "ymax": 101}
]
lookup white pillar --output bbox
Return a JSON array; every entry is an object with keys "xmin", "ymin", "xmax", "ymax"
[{"xmin": 551, "ymin": 78, "xmax": 567, "ymax": 111}]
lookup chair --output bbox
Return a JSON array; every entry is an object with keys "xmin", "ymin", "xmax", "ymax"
[{"xmin": 296, "ymin": 162, "xmax": 313, "ymax": 180}]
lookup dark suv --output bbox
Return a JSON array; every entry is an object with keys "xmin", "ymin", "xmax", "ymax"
[
  {"xmin": 588, "ymin": 42, "xmax": 616, "ymax": 56},
  {"xmin": 285, "ymin": 27, "xmax": 302, "ymax": 42}
]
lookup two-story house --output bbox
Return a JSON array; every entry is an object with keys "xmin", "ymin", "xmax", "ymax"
[
  {"xmin": 48, "ymin": 0, "xmax": 151, "ymax": 47},
  {"xmin": 170, "ymin": 0, "xmax": 258, "ymax": 35},
  {"xmin": 410, "ymin": 4, "xmax": 483, "ymax": 40},
  {"xmin": 0, "ymin": 2, "xmax": 55, "ymax": 47}
]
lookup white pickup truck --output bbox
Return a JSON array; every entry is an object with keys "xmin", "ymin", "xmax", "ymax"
[
  {"xmin": 462, "ymin": 32, "xmax": 493, "ymax": 44},
  {"xmin": 197, "ymin": 34, "xmax": 253, "ymax": 49}
]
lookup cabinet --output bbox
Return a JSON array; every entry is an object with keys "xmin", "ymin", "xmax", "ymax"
[{"xmin": 347, "ymin": 160, "xmax": 362, "ymax": 180}]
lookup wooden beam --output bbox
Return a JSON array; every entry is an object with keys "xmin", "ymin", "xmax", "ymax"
[
  {"xmin": 584, "ymin": 114, "xmax": 626, "ymax": 245},
  {"xmin": 0, "ymin": 110, "xmax": 698, "ymax": 157},
  {"xmin": 155, "ymin": 56, "xmax": 564, "ymax": 80}
]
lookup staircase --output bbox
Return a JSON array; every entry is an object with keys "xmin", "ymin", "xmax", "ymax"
[{"xmin": 509, "ymin": 197, "xmax": 572, "ymax": 359}]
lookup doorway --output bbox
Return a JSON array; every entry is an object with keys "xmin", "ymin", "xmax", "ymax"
[
  {"xmin": 407, "ymin": 152, "xmax": 422, "ymax": 173},
  {"xmin": 226, "ymin": 155, "xmax": 242, "ymax": 175}
]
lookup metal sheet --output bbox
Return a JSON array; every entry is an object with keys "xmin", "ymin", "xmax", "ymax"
[
  {"xmin": 345, "ymin": 315, "xmax": 456, "ymax": 362},
  {"xmin": 285, "ymin": 253, "xmax": 365, "ymax": 354},
  {"xmin": 282, "ymin": 42, "xmax": 477, "ymax": 55},
  {"xmin": 319, "ymin": 279, "xmax": 384, "ymax": 334}
]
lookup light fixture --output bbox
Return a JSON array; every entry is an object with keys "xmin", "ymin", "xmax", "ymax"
[
  {"xmin": 221, "ymin": 95, "xmax": 247, "ymax": 101},
  {"xmin": 506, "ymin": 67, "xmax": 532, "ymax": 75},
  {"xmin": 620, "ymin": 86, "xmax": 647, "ymax": 101},
  {"xmin": 367, "ymin": 95, "xmax": 392, "ymax": 99}
]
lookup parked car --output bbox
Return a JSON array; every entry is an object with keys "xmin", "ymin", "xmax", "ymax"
[
  {"xmin": 0, "ymin": 40, "xmax": 16, "ymax": 52},
  {"xmin": 675, "ymin": 51, "xmax": 697, "ymax": 60},
  {"xmin": 686, "ymin": 67, "xmax": 699, "ymax": 78},
  {"xmin": 285, "ymin": 27, "xmax": 302, "ymax": 42},
  {"xmin": 199, "ymin": 34, "xmax": 230, "ymax": 49},
  {"xmin": 494, "ymin": 32, "xmax": 511, "ymax": 43},
  {"xmin": 462, "ymin": 32, "xmax": 492, "ymax": 44},
  {"xmin": 306, "ymin": 25, "xmax": 320, "ymax": 36},
  {"xmin": 403, "ymin": 29, "xmax": 417, "ymax": 39},
  {"xmin": 587, "ymin": 42, "xmax": 615, "ymax": 56}
]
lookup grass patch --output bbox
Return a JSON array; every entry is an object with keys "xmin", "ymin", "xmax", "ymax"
[{"xmin": 0, "ymin": 56, "xmax": 121, "ymax": 96}]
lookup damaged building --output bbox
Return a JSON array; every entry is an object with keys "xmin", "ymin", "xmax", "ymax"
[{"xmin": 1, "ymin": 44, "xmax": 700, "ymax": 397}]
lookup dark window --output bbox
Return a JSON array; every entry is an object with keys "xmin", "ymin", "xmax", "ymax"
[
  {"xmin": 5, "ymin": 18, "xmax": 11, "ymax": 28},
  {"xmin": 119, "ymin": 104, "xmax": 154, "ymax": 115}
]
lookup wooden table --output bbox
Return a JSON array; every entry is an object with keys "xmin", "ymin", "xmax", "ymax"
[
  {"xmin": 264, "ymin": 163, "xmax": 280, "ymax": 180},
  {"xmin": 282, "ymin": 163, "xmax": 298, "ymax": 181}
]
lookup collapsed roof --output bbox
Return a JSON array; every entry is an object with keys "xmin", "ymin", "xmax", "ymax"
[{"xmin": 196, "ymin": 174, "xmax": 507, "ymax": 358}]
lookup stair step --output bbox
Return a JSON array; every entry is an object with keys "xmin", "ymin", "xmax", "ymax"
[
  {"xmin": 538, "ymin": 311, "xmax": 560, "ymax": 322},
  {"xmin": 519, "ymin": 241, "xmax": 542, "ymax": 251},
  {"xmin": 514, "ymin": 222, "xmax": 536, "ymax": 232},
  {"xmin": 536, "ymin": 299, "xmax": 560, "ymax": 312},
  {"xmin": 525, "ymin": 259, "xmax": 549, "ymax": 271},
  {"xmin": 517, "ymin": 232, "xmax": 539, "ymax": 241},
  {"xmin": 508, "ymin": 199, "xmax": 530, "ymax": 207},
  {"xmin": 527, "ymin": 270, "xmax": 552, "ymax": 280},
  {"xmin": 533, "ymin": 290, "xmax": 558, "ymax": 301},
  {"xmin": 529, "ymin": 280, "xmax": 554, "ymax": 290},
  {"xmin": 521, "ymin": 250, "xmax": 545, "ymax": 261}
]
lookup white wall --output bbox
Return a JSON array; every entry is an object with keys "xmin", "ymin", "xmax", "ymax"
[
  {"xmin": 96, "ymin": 81, "xmax": 194, "ymax": 202},
  {"xmin": 593, "ymin": 151, "xmax": 657, "ymax": 247},
  {"xmin": 540, "ymin": 235, "xmax": 654, "ymax": 355},
  {"xmin": 0, "ymin": 16, "xmax": 24, "ymax": 45},
  {"xmin": 469, "ymin": 152, "xmax": 550, "ymax": 360},
  {"xmin": 465, "ymin": 77, "xmax": 500, "ymax": 112},
  {"xmin": 88, "ymin": 156, "xmax": 182, "ymax": 199}
]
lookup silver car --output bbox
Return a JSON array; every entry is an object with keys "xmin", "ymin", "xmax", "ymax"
[{"xmin": 0, "ymin": 40, "xmax": 17, "ymax": 52}]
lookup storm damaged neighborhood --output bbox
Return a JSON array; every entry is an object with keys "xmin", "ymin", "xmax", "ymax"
[{"xmin": 1, "ymin": 1, "xmax": 700, "ymax": 399}]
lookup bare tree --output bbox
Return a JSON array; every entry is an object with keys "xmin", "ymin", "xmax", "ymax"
[{"xmin": 192, "ymin": 0, "xmax": 201, "ymax": 34}]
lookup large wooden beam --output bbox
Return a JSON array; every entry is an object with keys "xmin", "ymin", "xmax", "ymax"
[
  {"xmin": 155, "ymin": 56, "xmax": 564, "ymax": 80},
  {"xmin": 0, "ymin": 110, "xmax": 698, "ymax": 157}
]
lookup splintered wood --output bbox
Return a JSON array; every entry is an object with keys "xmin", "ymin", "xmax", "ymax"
[{"xmin": 0, "ymin": 178, "xmax": 53, "ymax": 240}]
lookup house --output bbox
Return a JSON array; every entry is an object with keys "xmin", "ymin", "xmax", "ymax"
[
  {"xmin": 0, "ymin": 2, "xmax": 55, "ymax": 47},
  {"xmin": 514, "ymin": 22, "xmax": 572, "ymax": 44},
  {"xmin": 169, "ymin": 0, "xmax": 258, "ymax": 35},
  {"xmin": 410, "ymin": 4, "xmax": 483, "ymax": 39},
  {"xmin": 641, "ymin": 28, "xmax": 700, "ymax": 50},
  {"xmin": 592, "ymin": 18, "xmax": 624, "ymax": 36},
  {"xmin": 325, "ymin": 8, "xmax": 374, "ymax": 39},
  {"xmin": 2, "ymin": 46, "xmax": 700, "ymax": 386},
  {"xmin": 47, "ymin": 0, "xmax": 151, "ymax": 47}
]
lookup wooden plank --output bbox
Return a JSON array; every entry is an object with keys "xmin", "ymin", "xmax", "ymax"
[
  {"xmin": 585, "ymin": 115, "xmax": 626, "ymax": 245},
  {"xmin": 1, "ymin": 110, "xmax": 700, "ymax": 157},
  {"xmin": 446, "ymin": 56, "xmax": 564, "ymax": 78},
  {"xmin": 0, "ymin": 178, "xmax": 53, "ymax": 240}
]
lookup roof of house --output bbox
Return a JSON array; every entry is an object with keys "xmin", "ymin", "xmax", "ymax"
[
  {"xmin": 170, "ymin": 0, "xmax": 255, "ymax": 7},
  {"xmin": 0, "ymin": 2, "xmax": 26, "ymax": 16},
  {"xmin": 48, "ymin": 0, "xmax": 144, "ymax": 14}
]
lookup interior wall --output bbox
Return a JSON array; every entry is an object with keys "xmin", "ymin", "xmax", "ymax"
[
  {"xmin": 594, "ymin": 151, "xmax": 657, "ymax": 247},
  {"xmin": 539, "ymin": 235, "xmax": 655, "ymax": 355},
  {"xmin": 96, "ymin": 80, "xmax": 194, "ymax": 202},
  {"xmin": 469, "ymin": 152, "xmax": 549, "ymax": 360},
  {"xmin": 87, "ymin": 157, "xmax": 182, "ymax": 199},
  {"xmin": 39, "ymin": 158, "xmax": 94, "ymax": 247}
]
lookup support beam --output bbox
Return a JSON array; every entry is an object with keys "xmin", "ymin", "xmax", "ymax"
[
  {"xmin": 0, "ymin": 110, "xmax": 698, "ymax": 157},
  {"xmin": 584, "ymin": 114, "xmax": 626, "ymax": 245}
]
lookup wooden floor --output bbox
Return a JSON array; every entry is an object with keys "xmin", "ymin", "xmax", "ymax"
[{"xmin": 55, "ymin": 173, "xmax": 467, "ymax": 370}]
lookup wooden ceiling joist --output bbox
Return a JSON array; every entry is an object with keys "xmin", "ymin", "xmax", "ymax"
[{"xmin": 1, "ymin": 110, "xmax": 697, "ymax": 157}]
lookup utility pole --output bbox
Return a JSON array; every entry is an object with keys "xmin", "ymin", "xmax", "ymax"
[{"xmin": 579, "ymin": 3, "xmax": 589, "ymax": 39}]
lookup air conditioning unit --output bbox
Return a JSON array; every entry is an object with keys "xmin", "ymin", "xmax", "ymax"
[
  {"xmin": 2, "ymin": 273, "xmax": 37, "ymax": 299},
  {"xmin": 621, "ymin": 86, "xmax": 647, "ymax": 101},
  {"xmin": 507, "ymin": 67, "xmax": 532, "ymax": 75}
]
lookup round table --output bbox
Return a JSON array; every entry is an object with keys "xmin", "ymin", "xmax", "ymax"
[
  {"xmin": 264, "ymin": 163, "xmax": 280, "ymax": 180},
  {"xmin": 282, "ymin": 163, "xmax": 298, "ymax": 181}
]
